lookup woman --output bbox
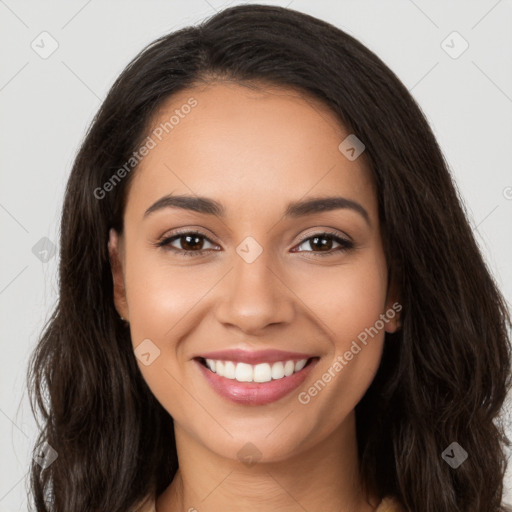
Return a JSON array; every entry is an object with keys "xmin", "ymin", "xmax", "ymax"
[{"xmin": 26, "ymin": 4, "xmax": 512, "ymax": 511}]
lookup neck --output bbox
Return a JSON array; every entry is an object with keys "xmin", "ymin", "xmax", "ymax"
[{"xmin": 156, "ymin": 411, "xmax": 379, "ymax": 512}]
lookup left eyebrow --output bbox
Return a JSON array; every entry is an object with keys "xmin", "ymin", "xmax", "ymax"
[
  {"xmin": 144, "ymin": 194, "xmax": 371, "ymax": 226},
  {"xmin": 284, "ymin": 196, "xmax": 370, "ymax": 226}
]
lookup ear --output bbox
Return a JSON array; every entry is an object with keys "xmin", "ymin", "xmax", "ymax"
[
  {"xmin": 384, "ymin": 272, "xmax": 402, "ymax": 334},
  {"xmin": 108, "ymin": 228, "xmax": 129, "ymax": 322}
]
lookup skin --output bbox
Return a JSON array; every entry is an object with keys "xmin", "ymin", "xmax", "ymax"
[{"xmin": 109, "ymin": 81, "xmax": 401, "ymax": 512}]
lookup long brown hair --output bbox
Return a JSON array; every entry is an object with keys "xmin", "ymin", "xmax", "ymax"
[{"xmin": 26, "ymin": 4, "xmax": 512, "ymax": 511}]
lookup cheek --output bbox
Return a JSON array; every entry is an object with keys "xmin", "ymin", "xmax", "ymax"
[
  {"xmin": 123, "ymin": 240, "xmax": 388, "ymax": 422},
  {"xmin": 125, "ymin": 243, "xmax": 388, "ymax": 357},
  {"xmin": 122, "ymin": 248, "xmax": 206, "ymax": 417},
  {"xmin": 292, "ymin": 255, "xmax": 388, "ymax": 414},
  {"xmin": 123, "ymin": 247, "xmax": 220, "ymax": 416},
  {"xmin": 124, "ymin": 247, "xmax": 212, "ymax": 344},
  {"xmin": 292, "ymin": 255, "xmax": 388, "ymax": 347}
]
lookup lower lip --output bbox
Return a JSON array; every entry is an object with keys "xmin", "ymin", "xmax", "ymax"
[{"xmin": 194, "ymin": 358, "xmax": 319, "ymax": 405}]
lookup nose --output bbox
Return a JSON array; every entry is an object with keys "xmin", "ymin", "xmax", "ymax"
[{"xmin": 214, "ymin": 248, "xmax": 295, "ymax": 335}]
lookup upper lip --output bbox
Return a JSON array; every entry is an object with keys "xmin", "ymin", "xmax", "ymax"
[{"xmin": 194, "ymin": 349, "xmax": 316, "ymax": 365}]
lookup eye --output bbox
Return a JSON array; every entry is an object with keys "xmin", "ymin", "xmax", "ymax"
[
  {"xmin": 156, "ymin": 229, "xmax": 354, "ymax": 258},
  {"xmin": 157, "ymin": 230, "xmax": 219, "ymax": 256},
  {"xmin": 292, "ymin": 231, "xmax": 354, "ymax": 256}
]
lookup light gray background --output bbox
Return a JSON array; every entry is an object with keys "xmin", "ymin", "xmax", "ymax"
[{"xmin": 1, "ymin": 0, "xmax": 511, "ymax": 509}]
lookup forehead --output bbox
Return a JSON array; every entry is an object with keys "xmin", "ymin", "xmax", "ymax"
[{"xmin": 126, "ymin": 81, "xmax": 376, "ymax": 220}]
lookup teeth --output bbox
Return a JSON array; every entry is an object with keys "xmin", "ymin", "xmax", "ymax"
[
  {"xmin": 204, "ymin": 358, "xmax": 309, "ymax": 383},
  {"xmin": 224, "ymin": 361, "xmax": 236, "ymax": 379},
  {"xmin": 294, "ymin": 359, "xmax": 307, "ymax": 372}
]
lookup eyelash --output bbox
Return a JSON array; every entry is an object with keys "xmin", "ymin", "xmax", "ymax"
[{"xmin": 155, "ymin": 229, "xmax": 354, "ymax": 257}]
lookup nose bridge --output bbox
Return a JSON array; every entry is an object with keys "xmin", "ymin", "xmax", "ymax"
[{"xmin": 214, "ymin": 239, "xmax": 295, "ymax": 332}]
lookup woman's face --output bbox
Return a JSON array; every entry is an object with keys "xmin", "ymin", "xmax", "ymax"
[{"xmin": 109, "ymin": 82, "xmax": 400, "ymax": 463}]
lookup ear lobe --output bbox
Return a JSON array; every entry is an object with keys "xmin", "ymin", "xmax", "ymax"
[
  {"xmin": 385, "ymin": 310, "xmax": 402, "ymax": 334},
  {"xmin": 108, "ymin": 228, "xmax": 129, "ymax": 321}
]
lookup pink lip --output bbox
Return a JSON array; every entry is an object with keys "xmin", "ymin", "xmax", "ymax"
[
  {"xmin": 195, "ymin": 348, "xmax": 315, "ymax": 365},
  {"xmin": 194, "ymin": 357, "xmax": 319, "ymax": 406}
]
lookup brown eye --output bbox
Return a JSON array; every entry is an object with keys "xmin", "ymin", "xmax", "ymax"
[
  {"xmin": 293, "ymin": 232, "xmax": 353, "ymax": 256},
  {"xmin": 157, "ymin": 231, "xmax": 218, "ymax": 256},
  {"xmin": 156, "ymin": 230, "xmax": 353, "ymax": 258}
]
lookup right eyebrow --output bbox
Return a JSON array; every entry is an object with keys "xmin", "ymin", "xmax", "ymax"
[{"xmin": 144, "ymin": 194, "xmax": 224, "ymax": 218}]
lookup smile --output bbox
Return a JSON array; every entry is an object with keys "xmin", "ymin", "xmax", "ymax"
[
  {"xmin": 201, "ymin": 357, "xmax": 309, "ymax": 383},
  {"xmin": 194, "ymin": 356, "xmax": 319, "ymax": 405}
]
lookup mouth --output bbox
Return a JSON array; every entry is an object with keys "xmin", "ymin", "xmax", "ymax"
[
  {"xmin": 193, "ymin": 356, "xmax": 320, "ymax": 405},
  {"xmin": 195, "ymin": 356, "xmax": 318, "ymax": 382}
]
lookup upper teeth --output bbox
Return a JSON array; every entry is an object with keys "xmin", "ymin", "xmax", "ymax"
[{"xmin": 205, "ymin": 359, "xmax": 308, "ymax": 383}]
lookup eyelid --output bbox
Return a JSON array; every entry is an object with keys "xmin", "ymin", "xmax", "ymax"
[
  {"xmin": 156, "ymin": 228, "xmax": 219, "ymax": 249},
  {"xmin": 155, "ymin": 227, "xmax": 354, "ymax": 256},
  {"xmin": 292, "ymin": 230, "xmax": 353, "ymax": 256},
  {"xmin": 157, "ymin": 226, "xmax": 351, "ymax": 244},
  {"xmin": 295, "ymin": 228, "xmax": 352, "ymax": 244}
]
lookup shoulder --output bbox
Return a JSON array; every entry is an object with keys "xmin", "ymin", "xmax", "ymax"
[
  {"xmin": 136, "ymin": 495, "xmax": 404, "ymax": 512},
  {"xmin": 136, "ymin": 496, "xmax": 400, "ymax": 512},
  {"xmin": 376, "ymin": 496, "xmax": 406, "ymax": 512},
  {"xmin": 133, "ymin": 496, "xmax": 156, "ymax": 512},
  {"xmin": 377, "ymin": 497, "xmax": 512, "ymax": 511}
]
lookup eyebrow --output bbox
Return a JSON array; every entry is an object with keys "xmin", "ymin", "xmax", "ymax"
[{"xmin": 144, "ymin": 194, "xmax": 371, "ymax": 226}]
